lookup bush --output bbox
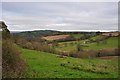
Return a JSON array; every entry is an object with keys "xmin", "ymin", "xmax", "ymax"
[
  {"xmin": 76, "ymin": 43, "xmax": 83, "ymax": 52},
  {"xmin": 98, "ymin": 48, "xmax": 119, "ymax": 57},
  {"xmin": 69, "ymin": 52, "xmax": 78, "ymax": 57},
  {"xmin": 75, "ymin": 50, "xmax": 98, "ymax": 58},
  {"xmin": 24, "ymin": 42, "xmax": 34, "ymax": 49},
  {"xmin": 70, "ymin": 48, "xmax": 119, "ymax": 58},
  {"xmin": 1, "ymin": 21, "xmax": 26, "ymax": 78},
  {"xmin": 16, "ymin": 40, "xmax": 57, "ymax": 54},
  {"xmin": 2, "ymin": 40, "xmax": 26, "ymax": 78}
]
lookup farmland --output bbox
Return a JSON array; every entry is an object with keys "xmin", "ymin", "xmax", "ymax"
[
  {"xmin": 84, "ymin": 37, "xmax": 118, "ymax": 50},
  {"xmin": 17, "ymin": 32, "xmax": 119, "ymax": 78},
  {"xmin": 10, "ymin": 30, "xmax": 120, "ymax": 78},
  {"xmin": 2, "ymin": 2, "xmax": 120, "ymax": 78},
  {"xmin": 42, "ymin": 34, "xmax": 70, "ymax": 41},
  {"xmin": 55, "ymin": 36, "xmax": 118, "ymax": 52}
]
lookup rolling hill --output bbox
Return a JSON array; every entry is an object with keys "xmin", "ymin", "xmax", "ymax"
[
  {"xmin": 20, "ymin": 48, "xmax": 119, "ymax": 78},
  {"xmin": 12, "ymin": 30, "xmax": 60, "ymax": 38}
]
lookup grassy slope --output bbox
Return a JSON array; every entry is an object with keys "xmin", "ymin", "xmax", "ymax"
[
  {"xmin": 56, "ymin": 37, "xmax": 118, "ymax": 52},
  {"xmin": 89, "ymin": 35, "xmax": 104, "ymax": 40},
  {"xmin": 84, "ymin": 37, "xmax": 118, "ymax": 50},
  {"xmin": 20, "ymin": 48, "xmax": 118, "ymax": 78}
]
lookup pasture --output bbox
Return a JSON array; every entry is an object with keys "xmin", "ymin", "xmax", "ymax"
[
  {"xmin": 20, "ymin": 48, "xmax": 119, "ymax": 78},
  {"xmin": 55, "ymin": 36, "xmax": 118, "ymax": 52},
  {"xmin": 84, "ymin": 37, "xmax": 118, "ymax": 50}
]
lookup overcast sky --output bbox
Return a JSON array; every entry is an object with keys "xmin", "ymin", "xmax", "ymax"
[{"xmin": 1, "ymin": 2, "xmax": 118, "ymax": 31}]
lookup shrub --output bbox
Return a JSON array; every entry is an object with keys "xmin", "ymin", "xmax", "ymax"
[
  {"xmin": 2, "ymin": 40, "xmax": 26, "ymax": 78},
  {"xmin": 1, "ymin": 21, "xmax": 26, "ymax": 78},
  {"xmin": 72, "ymin": 48, "xmax": 119, "ymax": 58},
  {"xmin": 69, "ymin": 53, "xmax": 78, "ymax": 57},
  {"xmin": 23, "ymin": 42, "xmax": 33, "ymax": 49},
  {"xmin": 98, "ymin": 48, "xmax": 119, "ymax": 57},
  {"xmin": 17, "ymin": 40, "xmax": 57, "ymax": 54},
  {"xmin": 76, "ymin": 43, "xmax": 83, "ymax": 52},
  {"xmin": 77, "ymin": 50, "xmax": 98, "ymax": 58}
]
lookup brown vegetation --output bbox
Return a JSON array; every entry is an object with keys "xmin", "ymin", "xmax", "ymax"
[
  {"xmin": 99, "ymin": 56, "xmax": 119, "ymax": 59},
  {"xmin": 98, "ymin": 48, "xmax": 119, "ymax": 57},
  {"xmin": 1, "ymin": 21, "xmax": 26, "ymax": 78},
  {"xmin": 59, "ymin": 48, "xmax": 119, "ymax": 58},
  {"xmin": 69, "ymin": 50, "xmax": 98, "ymax": 58},
  {"xmin": 15, "ymin": 38, "xmax": 56, "ymax": 54},
  {"xmin": 2, "ymin": 40, "xmax": 26, "ymax": 78}
]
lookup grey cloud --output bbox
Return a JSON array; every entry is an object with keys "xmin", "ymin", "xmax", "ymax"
[
  {"xmin": 0, "ymin": 2, "xmax": 2, "ymax": 20},
  {"xmin": 2, "ymin": 2, "xmax": 118, "ymax": 31}
]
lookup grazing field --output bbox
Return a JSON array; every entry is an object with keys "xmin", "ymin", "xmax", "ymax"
[
  {"xmin": 42, "ymin": 35, "xmax": 70, "ymax": 41},
  {"xmin": 55, "ymin": 36, "xmax": 118, "ymax": 52},
  {"xmin": 20, "ymin": 48, "xmax": 119, "ymax": 78},
  {"xmin": 84, "ymin": 37, "xmax": 118, "ymax": 50},
  {"xmin": 71, "ymin": 34, "xmax": 83, "ymax": 39},
  {"xmin": 88, "ymin": 35, "xmax": 104, "ymax": 41}
]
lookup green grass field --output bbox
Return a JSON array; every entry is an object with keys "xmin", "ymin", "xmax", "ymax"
[
  {"xmin": 20, "ymin": 48, "xmax": 119, "ymax": 78},
  {"xmin": 89, "ymin": 35, "xmax": 104, "ymax": 41},
  {"xmin": 55, "ymin": 37, "xmax": 118, "ymax": 52},
  {"xmin": 71, "ymin": 34, "xmax": 83, "ymax": 39},
  {"xmin": 84, "ymin": 37, "xmax": 118, "ymax": 50}
]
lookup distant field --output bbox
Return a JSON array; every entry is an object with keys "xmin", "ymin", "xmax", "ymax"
[
  {"xmin": 42, "ymin": 35, "xmax": 70, "ymax": 41},
  {"xmin": 71, "ymin": 34, "xmax": 83, "ymax": 39},
  {"xmin": 84, "ymin": 37, "xmax": 118, "ymax": 50},
  {"xmin": 21, "ymin": 48, "xmax": 119, "ymax": 78},
  {"xmin": 89, "ymin": 35, "xmax": 104, "ymax": 40},
  {"xmin": 55, "ymin": 36, "xmax": 118, "ymax": 52}
]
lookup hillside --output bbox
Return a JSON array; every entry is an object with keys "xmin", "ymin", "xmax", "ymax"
[
  {"xmin": 1, "ymin": 21, "xmax": 119, "ymax": 78},
  {"xmin": 20, "ymin": 48, "xmax": 119, "ymax": 78},
  {"xmin": 55, "ymin": 36, "xmax": 118, "ymax": 52}
]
